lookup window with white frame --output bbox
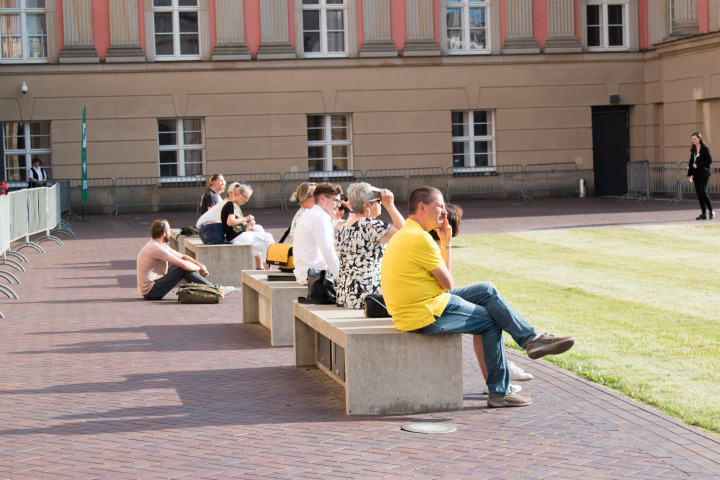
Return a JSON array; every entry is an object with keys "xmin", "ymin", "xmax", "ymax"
[
  {"xmin": 451, "ymin": 111, "xmax": 494, "ymax": 170},
  {"xmin": 586, "ymin": 0, "xmax": 628, "ymax": 50},
  {"xmin": 152, "ymin": 0, "xmax": 199, "ymax": 60},
  {"xmin": 306, "ymin": 115, "xmax": 352, "ymax": 172},
  {"xmin": 157, "ymin": 119, "xmax": 204, "ymax": 178},
  {"xmin": 302, "ymin": 0, "xmax": 347, "ymax": 57},
  {"xmin": 2, "ymin": 122, "xmax": 51, "ymax": 184},
  {"xmin": 445, "ymin": 0, "xmax": 489, "ymax": 54},
  {"xmin": 0, "ymin": 0, "xmax": 47, "ymax": 62}
]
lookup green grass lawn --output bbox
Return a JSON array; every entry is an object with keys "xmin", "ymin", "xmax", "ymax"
[{"xmin": 451, "ymin": 223, "xmax": 720, "ymax": 434}]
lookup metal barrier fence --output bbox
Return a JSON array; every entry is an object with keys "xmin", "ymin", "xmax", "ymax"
[
  {"xmin": 8, "ymin": 189, "xmax": 28, "ymax": 243},
  {"xmin": 115, "ymin": 176, "xmax": 204, "ymax": 215},
  {"xmin": 282, "ymin": 171, "xmax": 364, "ymax": 209},
  {"xmin": 363, "ymin": 167, "xmax": 447, "ymax": 202},
  {"xmin": 446, "ymin": 165, "xmax": 525, "ymax": 201},
  {"xmin": 0, "ymin": 195, "xmax": 9, "ymax": 255},
  {"xmin": 522, "ymin": 162, "xmax": 579, "ymax": 201},
  {"xmin": 222, "ymin": 173, "xmax": 284, "ymax": 209},
  {"xmin": 647, "ymin": 162, "xmax": 683, "ymax": 204},
  {"xmin": 622, "ymin": 161, "xmax": 650, "ymax": 201},
  {"xmin": 55, "ymin": 178, "xmax": 117, "ymax": 216}
]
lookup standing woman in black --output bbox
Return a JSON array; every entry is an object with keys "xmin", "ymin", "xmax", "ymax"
[{"xmin": 687, "ymin": 132, "xmax": 714, "ymax": 220}]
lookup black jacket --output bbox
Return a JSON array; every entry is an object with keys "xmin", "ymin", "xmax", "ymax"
[{"xmin": 687, "ymin": 144, "xmax": 712, "ymax": 178}]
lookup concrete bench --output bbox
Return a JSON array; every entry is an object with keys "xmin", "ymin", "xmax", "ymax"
[
  {"xmin": 183, "ymin": 238, "xmax": 254, "ymax": 286},
  {"xmin": 293, "ymin": 302, "xmax": 463, "ymax": 415},
  {"xmin": 168, "ymin": 228, "xmax": 188, "ymax": 253},
  {"xmin": 241, "ymin": 270, "xmax": 306, "ymax": 346}
]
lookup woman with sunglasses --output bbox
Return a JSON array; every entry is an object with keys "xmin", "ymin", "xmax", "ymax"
[{"xmin": 335, "ymin": 183, "xmax": 404, "ymax": 309}]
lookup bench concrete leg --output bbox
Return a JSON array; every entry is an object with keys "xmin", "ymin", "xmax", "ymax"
[
  {"xmin": 241, "ymin": 282, "xmax": 259, "ymax": 324},
  {"xmin": 267, "ymin": 289, "xmax": 301, "ymax": 346},
  {"xmin": 294, "ymin": 315, "xmax": 316, "ymax": 367},
  {"xmin": 345, "ymin": 333, "xmax": 463, "ymax": 415}
]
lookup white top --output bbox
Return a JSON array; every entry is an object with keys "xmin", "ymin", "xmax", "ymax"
[
  {"xmin": 196, "ymin": 200, "xmax": 227, "ymax": 228},
  {"xmin": 292, "ymin": 204, "xmax": 339, "ymax": 285},
  {"xmin": 28, "ymin": 165, "xmax": 47, "ymax": 181}
]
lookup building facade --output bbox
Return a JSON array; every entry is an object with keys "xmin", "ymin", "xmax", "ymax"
[{"xmin": 1, "ymin": 0, "xmax": 719, "ymax": 197}]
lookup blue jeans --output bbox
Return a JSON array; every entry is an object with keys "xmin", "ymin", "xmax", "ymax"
[
  {"xmin": 413, "ymin": 282, "xmax": 537, "ymax": 397},
  {"xmin": 143, "ymin": 265, "xmax": 213, "ymax": 300}
]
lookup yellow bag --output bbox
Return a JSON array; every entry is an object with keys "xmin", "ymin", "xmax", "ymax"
[{"xmin": 267, "ymin": 243, "xmax": 294, "ymax": 272}]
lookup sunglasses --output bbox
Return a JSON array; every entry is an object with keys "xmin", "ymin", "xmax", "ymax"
[{"xmin": 367, "ymin": 198, "xmax": 382, "ymax": 205}]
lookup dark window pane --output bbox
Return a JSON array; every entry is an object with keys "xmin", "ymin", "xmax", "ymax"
[
  {"xmin": 179, "ymin": 12, "xmax": 198, "ymax": 33},
  {"xmin": 586, "ymin": 5, "xmax": 600, "ymax": 25},
  {"xmin": 155, "ymin": 34, "xmax": 173, "ymax": 55},
  {"xmin": 27, "ymin": 0, "xmax": 46, "ymax": 7},
  {"xmin": 154, "ymin": 12, "xmax": 173, "ymax": 33},
  {"xmin": 159, "ymin": 150, "xmax": 177, "ymax": 163},
  {"xmin": 608, "ymin": 4, "xmax": 623, "ymax": 24},
  {"xmin": 158, "ymin": 120, "xmax": 177, "ymax": 145},
  {"xmin": 180, "ymin": 34, "xmax": 199, "ymax": 55},
  {"xmin": 308, "ymin": 159, "xmax": 324, "ymax": 172},
  {"xmin": 307, "ymin": 115, "xmax": 323, "ymax": 129},
  {"xmin": 608, "ymin": 26, "xmax": 623, "ymax": 46},
  {"xmin": 302, "ymin": 0, "xmax": 319, "ymax": 4},
  {"xmin": 153, "ymin": 0, "xmax": 171, "ymax": 6},
  {"xmin": 304, "ymin": 32, "xmax": 320, "ymax": 52},
  {"xmin": 452, "ymin": 141, "xmax": 466, "ymax": 155},
  {"xmin": 160, "ymin": 164, "xmax": 178, "ymax": 177},
  {"xmin": 178, "ymin": 0, "xmax": 197, "ymax": 6},
  {"xmin": 307, "ymin": 146, "xmax": 324, "ymax": 160},
  {"xmin": 303, "ymin": 10, "xmax": 320, "ymax": 30},
  {"xmin": 587, "ymin": 26, "xmax": 600, "ymax": 46}
]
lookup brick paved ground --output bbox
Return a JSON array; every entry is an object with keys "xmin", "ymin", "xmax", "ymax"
[{"xmin": 1, "ymin": 197, "xmax": 719, "ymax": 479}]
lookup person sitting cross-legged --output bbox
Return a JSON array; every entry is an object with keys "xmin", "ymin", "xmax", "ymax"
[
  {"xmin": 137, "ymin": 219, "xmax": 232, "ymax": 300},
  {"xmin": 381, "ymin": 186, "xmax": 574, "ymax": 408}
]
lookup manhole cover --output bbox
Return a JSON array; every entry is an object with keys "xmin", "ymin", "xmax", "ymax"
[{"xmin": 401, "ymin": 422, "xmax": 457, "ymax": 434}]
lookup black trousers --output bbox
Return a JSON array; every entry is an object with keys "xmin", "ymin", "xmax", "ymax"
[{"xmin": 693, "ymin": 175, "xmax": 713, "ymax": 214}]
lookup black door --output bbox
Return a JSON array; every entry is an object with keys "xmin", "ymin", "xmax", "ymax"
[{"xmin": 591, "ymin": 106, "xmax": 630, "ymax": 196}]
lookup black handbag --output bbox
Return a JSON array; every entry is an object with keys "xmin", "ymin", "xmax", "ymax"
[
  {"xmin": 364, "ymin": 294, "xmax": 389, "ymax": 318},
  {"xmin": 298, "ymin": 269, "xmax": 336, "ymax": 305}
]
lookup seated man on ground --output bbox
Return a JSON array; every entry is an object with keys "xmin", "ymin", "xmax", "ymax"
[
  {"xmin": 292, "ymin": 182, "xmax": 347, "ymax": 285},
  {"xmin": 137, "ymin": 219, "xmax": 232, "ymax": 300},
  {"xmin": 381, "ymin": 187, "xmax": 574, "ymax": 408}
]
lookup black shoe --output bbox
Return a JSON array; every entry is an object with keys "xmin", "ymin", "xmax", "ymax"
[{"xmin": 696, "ymin": 214, "xmax": 707, "ymax": 220}]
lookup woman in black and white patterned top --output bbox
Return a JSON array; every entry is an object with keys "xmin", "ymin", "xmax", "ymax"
[{"xmin": 335, "ymin": 183, "xmax": 405, "ymax": 309}]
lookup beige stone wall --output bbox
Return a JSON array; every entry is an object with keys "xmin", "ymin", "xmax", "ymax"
[
  {"xmin": 1, "ymin": 33, "xmax": 719, "ymax": 184},
  {"xmin": 643, "ymin": 31, "xmax": 720, "ymax": 165}
]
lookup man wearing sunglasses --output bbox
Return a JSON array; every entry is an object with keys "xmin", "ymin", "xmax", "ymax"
[{"xmin": 292, "ymin": 182, "xmax": 349, "ymax": 285}]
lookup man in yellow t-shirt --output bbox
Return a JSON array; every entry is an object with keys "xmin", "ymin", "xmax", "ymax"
[{"xmin": 381, "ymin": 187, "xmax": 575, "ymax": 408}]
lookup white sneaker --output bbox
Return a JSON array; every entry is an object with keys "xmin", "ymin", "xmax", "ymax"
[
  {"xmin": 221, "ymin": 286, "xmax": 236, "ymax": 296},
  {"xmin": 483, "ymin": 383, "xmax": 521, "ymax": 395},
  {"xmin": 508, "ymin": 361, "xmax": 533, "ymax": 381}
]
